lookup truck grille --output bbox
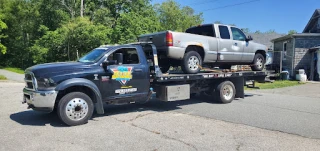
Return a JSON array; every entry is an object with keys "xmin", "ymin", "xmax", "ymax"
[{"xmin": 25, "ymin": 72, "xmax": 36, "ymax": 90}]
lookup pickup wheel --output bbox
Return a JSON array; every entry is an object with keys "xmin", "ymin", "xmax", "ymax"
[
  {"xmin": 214, "ymin": 81, "xmax": 235, "ymax": 104},
  {"xmin": 181, "ymin": 51, "xmax": 202, "ymax": 74},
  {"xmin": 251, "ymin": 53, "xmax": 265, "ymax": 71},
  {"xmin": 57, "ymin": 92, "xmax": 94, "ymax": 126}
]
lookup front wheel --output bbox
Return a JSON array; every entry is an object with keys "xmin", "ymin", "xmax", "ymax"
[
  {"xmin": 181, "ymin": 51, "xmax": 202, "ymax": 74},
  {"xmin": 251, "ymin": 53, "xmax": 265, "ymax": 71},
  {"xmin": 57, "ymin": 92, "xmax": 94, "ymax": 126}
]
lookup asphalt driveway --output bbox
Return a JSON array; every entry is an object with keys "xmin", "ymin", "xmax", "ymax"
[
  {"xmin": 144, "ymin": 82, "xmax": 320, "ymax": 139},
  {"xmin": 1, "ymin": 82, "xmax": 320, "ymax": 150}
]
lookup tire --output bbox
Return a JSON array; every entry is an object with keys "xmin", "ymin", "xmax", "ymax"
[
  {"xmin": 57, "ymin": 92, "xmax": 94, "ymax": 126},
  {"xmin": 214, "ymin": 81, "xmax": 235, "ymax": 104},
  {"xmin": 251, "ymin": 53, "xmax": 265, "ymax": 71},
  {"xmin": 181, "ymin": 51, "xmax": 202, "ymax": 74}
]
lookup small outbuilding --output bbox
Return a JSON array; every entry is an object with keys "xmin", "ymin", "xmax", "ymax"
[{"xmin": 271, "ymin": 9, "xmax": 320, "ymax": 80}]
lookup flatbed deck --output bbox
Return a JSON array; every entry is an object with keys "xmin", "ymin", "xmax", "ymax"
[{"xmin": 153, "ymin": 71, "xmax": 267, "ymax": 82}]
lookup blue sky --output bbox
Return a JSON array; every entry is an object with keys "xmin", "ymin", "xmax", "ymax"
[{"xmin": 152, "ymin": 0, "xmax": 320, "ymax": 34}]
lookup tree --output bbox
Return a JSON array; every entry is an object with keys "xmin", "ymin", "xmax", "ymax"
[
  {"xmin": 288, "ymin": 30, "xmax": 297, "ymax": 35},
  {"xmin": 31, "ymin": 17, "xmax": 112, "ymax": 64},
  {"xmin": 241, "ymin": 28, "xmax": 250, "ymax": 34},
  {"xmin": 0, "ymin": 16, "xmax": 7, "ymax": 54},
  {"xmin": 155, "ymin": 0, "xmax": 203, "ymax": 31},
  {"xmin": 255, "ymin": 30, "xmax": 261, "ymax": 34},
  {"xmin": 214, "ymin": 21, "xmax": 222, "ymax": 24}
]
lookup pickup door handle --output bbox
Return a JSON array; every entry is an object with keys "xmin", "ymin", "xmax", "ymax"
[
  {"xmin": 234, "ymin": 43, "xmax": 238, "ymax": 46},
  {"xmin": 134, "ymin": 69, "xmax": 143, "ymax": 72}
]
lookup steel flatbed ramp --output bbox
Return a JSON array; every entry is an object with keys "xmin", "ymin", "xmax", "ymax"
[{"xmin": 153, "ymin": 71, "xmax": 267, "ymax": 82}]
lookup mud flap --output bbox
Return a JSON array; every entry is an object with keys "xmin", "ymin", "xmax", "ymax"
[{"xmin": 231, "ymin": 77, "xmax": 244, "ymax": 98}]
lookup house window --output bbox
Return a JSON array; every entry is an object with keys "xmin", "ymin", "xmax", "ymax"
[{"xmin": 283, "ymin": 42, "xmax": 287, "ymax": 60}]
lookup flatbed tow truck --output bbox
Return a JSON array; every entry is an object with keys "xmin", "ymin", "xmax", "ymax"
[{"xmin": 23, "ymin": 43, "xmax": 266, "ymax": 126}]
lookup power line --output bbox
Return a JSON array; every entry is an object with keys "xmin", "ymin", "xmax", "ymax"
[{"xmin": 200, "ymin": 0, "xmax": 260, "ymax": 12}]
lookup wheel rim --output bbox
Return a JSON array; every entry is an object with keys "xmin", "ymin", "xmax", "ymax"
[
  {"xmin": 65, "ymin": 98, "xmax": 88, "ymax": 121},
  {"xmin": 188, "ymin": 56, "xmax": 200, "ymax": 71},
  {"xmin": 255, "ymin": 57, "xmax": 264, "ymax": 69},
  {"xmin": 222, "ymin": 85, "xmax": 233, "ymax": 100}
]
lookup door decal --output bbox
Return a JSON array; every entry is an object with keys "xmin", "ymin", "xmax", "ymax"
[{"xmin": 110, "ymin": 66, "xmax": 133, "ymax": 86}]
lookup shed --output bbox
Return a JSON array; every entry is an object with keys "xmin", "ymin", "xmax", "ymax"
[{"xmin": 271, "ymin": 9, "xmax": 320, "ymax": 80}]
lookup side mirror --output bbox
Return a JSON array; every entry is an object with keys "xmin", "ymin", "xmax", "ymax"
[
  {"xmin": 114, "ymin": 53, "xmax": 123, "ymax": 65},
  {"xmin": 102, "ymin": 60, "xmax": 117, "ymax": 68},
  {"xmin": 246, "ymin": 35, "xmax": 253, "ymax": 42}
]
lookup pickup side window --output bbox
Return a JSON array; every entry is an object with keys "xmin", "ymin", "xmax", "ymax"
[
  {"xmin": 231, "ymin": 27, "xmax": 246, "ymax": 41},
  {"xmin": 186, "ymin": 25, "xmax": 216, "ymax": 37},
  {"xmin": 218, "ymin": 26, "xmax": 230, "ymax": 39},
  {"xmin": 108, "ymin": 48, "xmax": 140, "ymax": 64}
]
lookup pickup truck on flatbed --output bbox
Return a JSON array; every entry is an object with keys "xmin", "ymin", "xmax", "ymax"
[
  {"xmin": 138, "ymin": 24, "xmax": 267, "ymax": 74},
  {"xmin": 22, "ymin": 43, "xmax": 266, "ymax": 126}
]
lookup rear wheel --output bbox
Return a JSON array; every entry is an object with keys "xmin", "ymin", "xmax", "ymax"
[
  {"xmin": 251, "ymin": 53, "xmax": 265, "ymax": 71},
  {"xmin": 214, "ymin": 81, "xmax": 235, "ymax": 104},
  {"xmin": 181, "ymin": 51, "xmax": 202, "ymax": 74},
  {"xmin": 57, "ymin": 92, "xmax": 94, "ymax": 126}
]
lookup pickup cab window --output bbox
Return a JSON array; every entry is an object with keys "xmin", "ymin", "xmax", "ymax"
[
  {"xmin": 231, "ymin": 27, "xmax": 246, "ymax": 41},
  {"xmin": 218, "ymin": 25, "xmax": 230, "ymax": 39},
  {"xmin": 186, "ymin": 25, "xmax": 216, "ymax": 37},
  {"xmin": 108, "ymin": 48, "xmax": 140, "ymax": 64}
]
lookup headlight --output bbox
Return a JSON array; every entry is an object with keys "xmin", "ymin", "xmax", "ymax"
[{"xmin": 36, "ymin": 78, "xmax": 56, "ymax": 90}]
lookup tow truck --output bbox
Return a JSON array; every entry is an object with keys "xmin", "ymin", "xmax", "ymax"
[{"xmin": 23, "ymin": 43, "xmax": 266, "ymax": 126}]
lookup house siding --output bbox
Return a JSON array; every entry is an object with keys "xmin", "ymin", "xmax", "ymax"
[{"xmin": 294, "ymin": 37, "xmax": 320, "ymax": 72}]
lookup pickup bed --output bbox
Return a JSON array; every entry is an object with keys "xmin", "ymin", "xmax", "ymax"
[
  {"xmin": 22, "ymin": 43, "xmax": 266, "ymax": 126},
  {"xmin": 138, "ymin": 24, "xmax": 267, "ymax": 74}
]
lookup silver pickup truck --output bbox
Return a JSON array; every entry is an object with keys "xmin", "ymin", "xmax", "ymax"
[{"xmin": 138, "ymin": 24, "xmax": 267, "ymax": 74}]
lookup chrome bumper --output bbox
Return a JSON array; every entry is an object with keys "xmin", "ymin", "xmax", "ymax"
[{"xmin": 22, "ymin": 88, "xmax": 57, "ymax": 112}]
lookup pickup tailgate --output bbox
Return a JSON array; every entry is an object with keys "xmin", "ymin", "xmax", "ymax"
[{"xmin": 138, "ymin": 31, "xmax": 167, "ymax": 48}]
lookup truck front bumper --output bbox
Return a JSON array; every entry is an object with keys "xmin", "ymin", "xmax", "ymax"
[{"xmin": 22, "ymin": 88, "xmax": 57, "ymax": 112}]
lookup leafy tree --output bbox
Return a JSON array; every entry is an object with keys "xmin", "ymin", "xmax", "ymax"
[
  {"xmin": 241, "ymin": 28, "xmax": 250, "ymax": 34},
  {"xmin": 0, "ymin": 16, "xmax": 7, "ymax": 54},
  {"xmin": 31, "ymin": 17, "xmax": 112, "ymax": 63},
  {"xmin": 254, "ymin": 30, "xmax": 261, "ymax": 34},
  {"xmin": 214, "ymin": 21, "xmax": 222, "ymax": 24},
  {"xmin": 288, "ymin": 30, "xmax": 297, "ymax": 35},
  {"xmin": 155, "ymin": 0, "xmax": 203, "ymax": 31}
]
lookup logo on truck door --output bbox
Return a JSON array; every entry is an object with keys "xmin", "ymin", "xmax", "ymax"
[{"xmin": 110, "ymin": 66, "xmax": 133, "ymax": 85}]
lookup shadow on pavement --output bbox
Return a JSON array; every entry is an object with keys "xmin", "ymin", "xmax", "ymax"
[
  {"xmin": 10, "ymin": 110, "xmax": 66, "ymax": 127},
  {"xmin": 10, "ymin": 95, "xmax": 237, "ymax": 126}
]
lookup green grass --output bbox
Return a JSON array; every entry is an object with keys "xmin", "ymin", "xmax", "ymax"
[
  {"xmin": 1, "ymin": 67, "xmax": 24, "ymax": 74},
  {"xmin": 0, "ymin": 75, "xmax": 7, "ymax": 80},
  {"xmin": 245, "ymin": 80, "xmax": 304, "ymax": 90}
]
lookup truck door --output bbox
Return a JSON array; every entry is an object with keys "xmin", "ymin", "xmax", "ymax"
[
  {"xmin": 230, "ymin": 27, "xmax": 246, "ymax": 62},
  {"xmin": 217, "ymin": 25, "xmax": 243, "ymax": 62},
  {"xmin": 101, "ymin": 47, "xmax": 149, "ymax": 101}
]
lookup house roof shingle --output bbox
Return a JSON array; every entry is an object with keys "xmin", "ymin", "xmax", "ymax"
[{"xmin": 250, "ymin": 33, "xmax": 285, "ymax": 48}]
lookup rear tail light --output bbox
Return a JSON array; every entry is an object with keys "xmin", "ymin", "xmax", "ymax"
[{"xmin": 166, "ymin": 32, "xmax": 173, "ymax": 46}]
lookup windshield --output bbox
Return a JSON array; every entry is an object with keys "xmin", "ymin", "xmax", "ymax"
[{"xmin": 78, "ymin": 48, "xmax": 108, "ymax": 63}]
